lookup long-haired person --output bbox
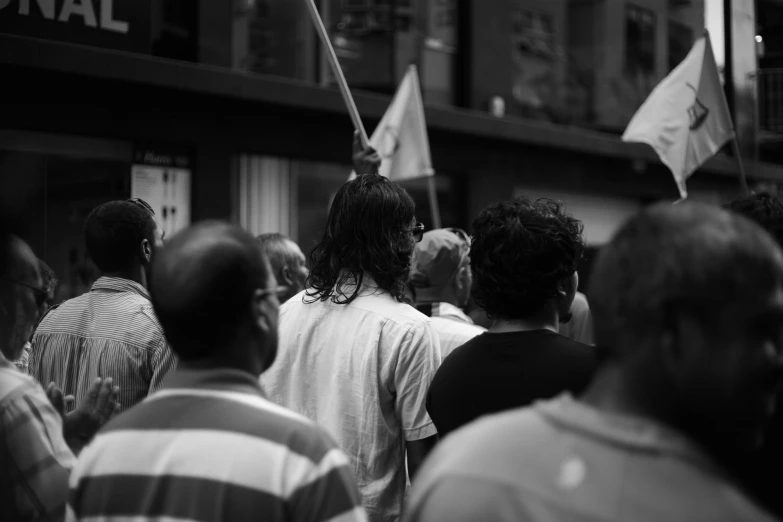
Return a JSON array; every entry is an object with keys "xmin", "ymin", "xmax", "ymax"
[{"xmin": 262, "ymin": 137, "xmax": 440, "ymax": 522}]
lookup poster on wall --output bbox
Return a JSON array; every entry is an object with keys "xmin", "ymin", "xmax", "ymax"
[{"xmin": 131, "ymin": 148, "xmax": 191, "ymax": 236}]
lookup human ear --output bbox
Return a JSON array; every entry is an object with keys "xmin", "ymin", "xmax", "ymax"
[
  {"xmin": 252, "ymin": 290, "xmax": 274, "ymax": 335},
  {"xmin": 140, "ymin": 239, "xmax": 152, "ymax": 265},
  {"xmin": 281, "ymin": 266, "xmax": 294, "ymax": 286}
]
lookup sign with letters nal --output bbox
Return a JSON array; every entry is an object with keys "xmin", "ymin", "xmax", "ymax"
[
  {"xmin": 131, "ymin": 149, "xmax": 191, "ymax": 237},
  {"xmin": 0, "ymin": 0, "xmax": 151, "ymax": 53}
]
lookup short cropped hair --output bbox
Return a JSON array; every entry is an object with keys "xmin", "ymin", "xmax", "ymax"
[
  {"xmin": 590, "ymin": 202, "xmax": 783, "ymax": 358},
  {"xmin": 84, "ymin": 201, "xmax": 157, "ymax": 273},
  {"xmin": 470, "ymin": 197, "xmax": 585, "ymax": 320},
  {"xmin": 38, "ymin": 259, "xmax": 57, "ymax": 293},
  {"xmin": 726, "ymin": 192, "xmax": 783, "ymax": 247}
]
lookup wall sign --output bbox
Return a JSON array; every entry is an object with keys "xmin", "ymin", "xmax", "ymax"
[
  {"xmin": 131, "ymin": 148, "xmax": 191, "ymax": 236},
  {"xmin": 0, "ymin": 0, "xmax": 151, "ymax": 53}
]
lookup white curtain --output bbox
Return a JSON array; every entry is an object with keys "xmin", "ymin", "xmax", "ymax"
[{"xmin": 233, "ymin": 155, "xmax": 298, "ymax": 241}]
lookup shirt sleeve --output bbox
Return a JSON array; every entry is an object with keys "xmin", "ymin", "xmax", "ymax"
[
  {"xmin": 394, "ymin": 322, "xmax": 442, "ymax": 441},
  {"xmin": 148, "ymin": 337, "xmax": 178, "ymax": 394},
  {"xmin": 1, "ymin": 384, "xmax": 75, "ymax": 521},
  {"xmin": 404, "ymin": 476, "xmax": 535, "ymax": 522},
  {"xmin": 286, "ymin": 444, "xmax": 368, "ymax": 522}
]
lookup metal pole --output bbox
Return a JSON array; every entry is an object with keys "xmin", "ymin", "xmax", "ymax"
[
  {"xmin": 427, "ymin": 176, "xmax": 442, "ymax": 229},
  {"xmin": 731, "ymin": 135, "xmax": 750, "ymax": 195},
  {"xmin": 304, "ymin": 0, "xmax": 369, "ymax": 147}
]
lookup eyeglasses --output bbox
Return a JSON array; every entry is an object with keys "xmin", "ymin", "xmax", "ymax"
[
  {"xmin": 9, "ymin": 278, "xmax": 48, "ymax": 308},
  {"xmin": 409, "ymin": 223, "xmax": 425, "ymax": 243},
  {"xmin": 127, "ymin": 198, "xmax": 156, "ymax": 216},
  {"xmin": 258, "ymin": 285, "xmax": 289, "ymax": 300}
]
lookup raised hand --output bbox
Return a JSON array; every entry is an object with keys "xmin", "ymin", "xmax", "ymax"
[
  {"xmin": 352, "ymin": 130, "xmax": 382, "ymax": 176},
  {"xmin": 63, "ymin": 377, "xmax": 120, "ymax": 452}
]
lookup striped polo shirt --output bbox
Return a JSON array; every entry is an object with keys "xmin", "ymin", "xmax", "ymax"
[
  {"xmin": 66, "ymin": 367, "xmax": 368, "ymax": 522},
  {"xmin": 30, "ymin": 276, "xmax": 177, "ymax": 413}
]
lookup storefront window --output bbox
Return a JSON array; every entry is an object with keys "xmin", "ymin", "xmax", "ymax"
[
  {"xmin": 233, "ymin": 153, "xmax": 462, "ymax": 259},
  {"xmin": 323, "ymin": 0, "xmax": 420, "ymax": 95},
  {"xmin": 505, "ymin": 0, "xmax": 705, "ymax": 133},
  {"xmin": 1, "ymin": 1, "xmax": 460, "ymax": 107},
  {"xmin": 232, "ymin": 0, "xmax": 317, "ymax": 81},
  {"xmin": 625, "ymin": 5, "xmax": 656, "ymax": 77},
  {"xmin": 668, "ymin": 20, "xmax": 693, "ymax": 72},
  {"xmin": 422, "ymin": 0, "xmax": 458, "ymax": 105},
  {"xmin": 151, "ymin": 0, "xmax": 198, "ymax": 62},
  {"xmin": 511, "ymin": 3, "xmax": 564, "ymax": 122},
  {"xmin": 0, "ymin": 132, "xmax": 133, "ymax": 303},
  {"xmin": 0, "ymin": 132, "xmax": 194, "ymax": 303},
  {"xmin": 757, "ymin": 0, "xmax": 783, "ymax": 165}
]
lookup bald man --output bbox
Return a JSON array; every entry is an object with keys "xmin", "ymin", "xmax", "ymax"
[
  {"xmin": 67, "ymin": 221, "xmax": 368, "ymax": 522},
  {"xmin": 257, "ymin": 233, "xmax": 308, "ymax": 303},
  {"xmin": 0, "ymin": 234, "xmax": 118, "ymax": 522}
]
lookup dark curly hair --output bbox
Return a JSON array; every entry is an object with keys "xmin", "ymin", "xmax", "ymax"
[
  {"xmin": 470, "ymin": 197, "xmax": 586, "ymax": 320},
  {"xmin": 726, "ymin": 192, "xmax": 783, "ymax": 247},
  {"xmin": 305, "ymin": 174, "xmax": 416, "ymax": 304}
]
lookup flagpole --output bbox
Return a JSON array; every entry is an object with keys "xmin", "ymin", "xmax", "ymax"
[
  {"xmin": 305, "ymin": 0, "xmax": 370, "ymax": 148},
  {"xmin": 407, "ymin": 65, "xmax": 441, "ymax": 229},
  {"xmin": 731, "ymin": 136, "xmax": 750, "ymax": 195},
  {"xmin": 426, "ymin": 177, "xmax": 442, "ymax": 229}
]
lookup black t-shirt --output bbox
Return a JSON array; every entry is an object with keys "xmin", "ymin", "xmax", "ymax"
[{"xmin": 426, "ymin": 329, "xmax": 598, "ymax": 438}]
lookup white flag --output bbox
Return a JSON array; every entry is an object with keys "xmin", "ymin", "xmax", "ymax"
[
  {"xmin": 622, "ymin": 31, "xmax": 734, "ymax": 199},
  {"xmin": 350, "ymin": 65, "xmax": 434, "ymax": 181}
]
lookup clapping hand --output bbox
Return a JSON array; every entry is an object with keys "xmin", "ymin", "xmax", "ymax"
[
  {"xmin": 352, "ymin": 131, "xmax": 381, "ymax": 176},
  {"xmin": 47, "ymin": 377, "xmax": 120, "ymax": 453}
]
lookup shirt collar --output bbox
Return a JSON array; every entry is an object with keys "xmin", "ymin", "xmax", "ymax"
[
  {"xmin": 163, "ymin": 366, "xmax": 265, "ymax": 397},
  {"xmin": 537, "ymin": 394, "xmax": 724, "ymax": 475},
  {"xmin": 91, "ymin": 276, "xmax": 150, "ymax": 300},
  {"xmin": 434, "ymin": 302, "xmax": 475, "ymax": 324},
  {"xmin": 330, "ymin": 271, "xmax": 387, "ymax": 298}
]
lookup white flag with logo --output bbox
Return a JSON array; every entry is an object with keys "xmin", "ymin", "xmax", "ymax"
[
  {"xmin": 622, "ymin": 31, "xmax": 734, "ymax": 199},
  {"xmin": 350, "ymin": 65, "xmax": 434, "ymax": 181}
]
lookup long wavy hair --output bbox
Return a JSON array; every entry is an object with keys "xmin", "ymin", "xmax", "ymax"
[{"xmin": 305, "ymin": 174, "xmax": 416, "ymax": 304}]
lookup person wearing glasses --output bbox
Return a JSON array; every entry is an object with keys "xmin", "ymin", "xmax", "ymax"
[
  {"xmin": 30, "ymin": 199, "xmax": 176, "ymax": 414},
  {"xmin": 67, "ymin": 221, "xmax": 368, "ymax": 522},
  {"xmin": 408, "ymin": 228, "xmax": 486, "ymax": 358},
  {"xmin": 0, "ymin": 233, "xmax": 119, "ymax": 522},
  {"xmin": 14, "ymin": 259, "xmax": 58, "ymax": 373},
  {"xmin": 425, "ymin": 197, "xmax": 597, "ymax": 439},
  {"xmin": 261, "ymin": 136, "xmax": 441, "ymax": 522}
]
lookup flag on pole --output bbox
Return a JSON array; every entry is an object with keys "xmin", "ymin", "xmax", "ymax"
[
  {"xmin": 622, "ymin": 31, "xmax": 734, "ymax": 199},
  {"xmin": 350, "ymin": 65, "xmax": 434, "ymax": 181}
]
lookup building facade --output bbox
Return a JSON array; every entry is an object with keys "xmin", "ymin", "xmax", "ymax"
[{"xmin": 1, "ymin": 0, "xmax": 781, "ymax": 300}]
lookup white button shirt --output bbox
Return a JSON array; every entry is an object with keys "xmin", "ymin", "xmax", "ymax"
[{"xmin": 261, "ymin": 279, "xmax": 441, "ymax": 522}]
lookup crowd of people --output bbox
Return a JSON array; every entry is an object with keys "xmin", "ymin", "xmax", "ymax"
[{"xmin": 2, "ymin": 133, "xmax": 783, "ymax": 522}]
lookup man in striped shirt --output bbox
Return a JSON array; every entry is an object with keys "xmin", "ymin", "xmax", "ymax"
[
  {"xmin": 30, "ymin": 199, "xmax": 177, "ymax": 412},
  {"xmin": 67, "ymin": 221, "xmax": 367, "ymax": 522},
  {"xmin": 1, "ymin": 233, "xmax": 119, "ymax": 522}
]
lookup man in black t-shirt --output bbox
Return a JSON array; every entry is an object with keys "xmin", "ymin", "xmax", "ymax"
[{"xmin": 426, "ymin": 197, "xmax": 597, "ymax": 438}]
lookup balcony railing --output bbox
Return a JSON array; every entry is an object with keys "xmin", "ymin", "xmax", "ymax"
[{"xmin": 759, "ymin": 68, "xmax": 783, "ymax": 134}]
